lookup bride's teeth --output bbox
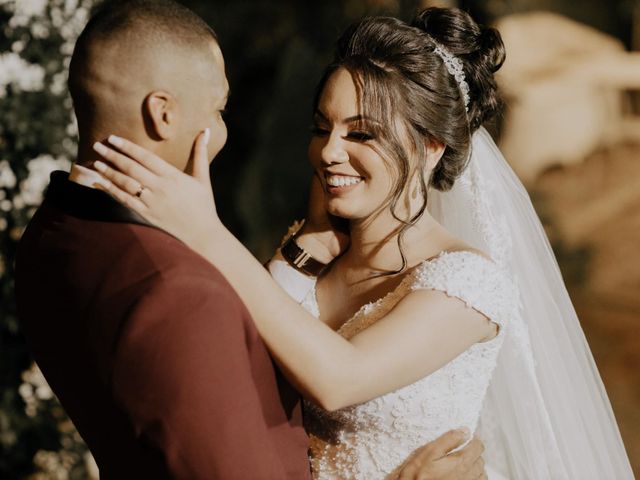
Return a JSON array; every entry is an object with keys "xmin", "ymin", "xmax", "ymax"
[{"xmin": 327, "ymin": 175, "xmax": 362, "ymax": 187}]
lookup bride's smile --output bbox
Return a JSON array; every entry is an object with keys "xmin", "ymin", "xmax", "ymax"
[{"xmin": 324, "ymin": 173, "xmax": 363, "ymax": 189}]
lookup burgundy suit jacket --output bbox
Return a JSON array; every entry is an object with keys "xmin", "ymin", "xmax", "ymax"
[{"xmin": 15, "ymin": 171, "xmax": 311, "ymax": 479}]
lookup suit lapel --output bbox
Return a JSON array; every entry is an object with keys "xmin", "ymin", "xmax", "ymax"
[{"xmin": 45, "ymin": 170, "xmax": 155, "ymax": 228}]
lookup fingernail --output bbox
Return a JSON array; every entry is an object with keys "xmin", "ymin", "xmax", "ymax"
[
  {"xmin": 203, "ymin": 128, "xmax": 210, "ymax": 145},
  {"xmin": 94, "ymin": 160, "xmax": 107, "ymax": 172},
  {"xmin": 458, "ymin": 427, "xmax": 471, "ymax": 438},
  {"xmin": 108, "ymin": 135, "xmax": 123, "ymax": 147},
  {"xmin": 93, "ymin": 142, "xmax": 107, "ymax": 154}
]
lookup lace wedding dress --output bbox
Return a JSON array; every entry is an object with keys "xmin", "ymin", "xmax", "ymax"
[
  {"xmin": 295, "ymin": 251, "xmax": 517, "ymax": 479},
  {"xmin": 269, "ymin": 128, "xmax": 633, "ymax": 479}
]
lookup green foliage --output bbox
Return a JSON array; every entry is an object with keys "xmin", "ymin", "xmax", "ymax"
[{"xmin": 0, "ymin": 1, "xmax": 95, "ymax": 478}]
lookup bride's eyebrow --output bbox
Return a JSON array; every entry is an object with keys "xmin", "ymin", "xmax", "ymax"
[
  {"xmin": 314, "ymin": 109, "xmax": 379, "ymax": 125},
  {"xmin": 343, "ymin": 114, "xmax": 380, "ymax": 126}
]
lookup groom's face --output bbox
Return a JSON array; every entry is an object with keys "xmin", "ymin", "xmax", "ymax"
[{"xmin": 169, "ymin": 41, "xmax": 229, "ymax": 172}]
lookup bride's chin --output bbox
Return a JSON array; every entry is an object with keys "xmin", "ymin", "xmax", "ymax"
[
  {"xmin": 326, "ymin": 202, "xmax": 356, "ymax": 220},
  {"xmin": 326, "ymin": 203, "xmax": 373, "ymax": 223}
]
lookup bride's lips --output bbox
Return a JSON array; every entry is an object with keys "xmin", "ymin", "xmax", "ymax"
[{"xmin": 324, "ymin": 173, "xmax": 364, "ymax": 195}]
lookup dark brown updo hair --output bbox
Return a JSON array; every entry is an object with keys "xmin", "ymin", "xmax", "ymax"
[{"xmin": 313, "ymin": 7, "xmax": 505, "ymax": 272}]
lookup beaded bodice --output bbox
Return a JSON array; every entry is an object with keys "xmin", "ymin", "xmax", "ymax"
[{"xmin": 300, "ymin": 251, "xmax": 518, "ymax": 479}]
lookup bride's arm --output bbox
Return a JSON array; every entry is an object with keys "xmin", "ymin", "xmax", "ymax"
[
  {"xmin": 266, "ymin": 176, "xmax": 349, "ymax": 303},
  {"xmin": 186, "ymin": 222, "xmax": 495, "ymax": 414},
  {"xmin": 200, "ymin": 226, "xmax": 492, "ymax": 410},
  {"xmin": 93, "ymin": 135, "xmax": 495, "ymax": 411}
]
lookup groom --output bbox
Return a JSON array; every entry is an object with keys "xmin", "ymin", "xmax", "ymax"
[{"xmin": 15, "ymin": 1, "xmax": 485, "ymax": 478}]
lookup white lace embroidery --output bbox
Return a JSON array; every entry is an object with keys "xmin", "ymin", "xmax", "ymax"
[{"xmin": 301, "ymin": 251, "xmax": 519, "ymax": 479}]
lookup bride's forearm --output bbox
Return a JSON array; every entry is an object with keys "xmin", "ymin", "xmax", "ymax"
[
  {"xmin": 194, "ymin": 224, "xmax": 488, "ymax": 412},
  {"xmin": 197, "ymin": 225, "xmax": 357, "ymax": 410}
]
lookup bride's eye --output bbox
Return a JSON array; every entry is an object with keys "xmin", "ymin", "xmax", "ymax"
[{"xmin": 347, "ymin": 131, "xmax": 375, "ymax": 142}]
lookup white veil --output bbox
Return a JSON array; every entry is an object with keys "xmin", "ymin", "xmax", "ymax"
[{"xmin": 428, "ymin": 127, "xmax": 634, "ymax": 479}]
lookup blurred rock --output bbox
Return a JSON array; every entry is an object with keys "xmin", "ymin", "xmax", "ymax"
[{"xmin": 496, "ymin": 11, "xmax": 640, "ymax": 183}]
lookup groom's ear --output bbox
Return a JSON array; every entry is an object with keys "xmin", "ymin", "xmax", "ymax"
[{"xmin": 143, "ymin": 91, "xmax": 179, "ymax": 140}]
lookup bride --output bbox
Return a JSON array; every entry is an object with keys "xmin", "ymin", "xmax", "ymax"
[{"xmin": 91, "ymin": 7, "xmax": 633, "ymax": 479}]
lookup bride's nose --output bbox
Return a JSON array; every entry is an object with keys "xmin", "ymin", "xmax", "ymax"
[{"xmin": 320, "ymin": 136, "xmax": 349, "ymax": 165}]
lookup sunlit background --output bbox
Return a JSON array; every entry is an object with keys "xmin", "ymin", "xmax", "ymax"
[{"xmin": 1, "ymin": 0, "xmax": 638, "ymax": 478}]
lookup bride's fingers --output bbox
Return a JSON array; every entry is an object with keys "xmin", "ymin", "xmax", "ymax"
[
  {"xmin": 449, "ymin": 436, "xmax": 483, "ymax": 474},
  {"xmin": 93, "ymin": 141, "xmax": 157, "ymax": 189},
  {"xmin": 94, "ymin": 159, "xmax": 151, "ymax": 201},
  {"xmin": 190, "ymin": 128, "xmax": 212, "ymax": 185},
  {"xmin": 96, "ymin": 177, "xmax": 148, "ymax": 216},
  {"xmin": 468, "ymin": 456, "xmax": 486, "ymax": 479},
  {"xmin": 107, "ymin": 134, "xmax": 176, "ymax": 177}
]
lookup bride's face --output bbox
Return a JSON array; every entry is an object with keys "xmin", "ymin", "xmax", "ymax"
[{"xmin": 308, "ymin": 68, "xmax": 395, "ymax": 221}]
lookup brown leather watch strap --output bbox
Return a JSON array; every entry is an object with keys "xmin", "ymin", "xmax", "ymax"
[{"xmin": 280, "ymin": 235, "xmax": 327, "ymax": 277}]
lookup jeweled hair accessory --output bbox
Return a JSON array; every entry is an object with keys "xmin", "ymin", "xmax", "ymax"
[{"xmin": 431, "ymin": 40, "xmax": 471, "ymax": 112}]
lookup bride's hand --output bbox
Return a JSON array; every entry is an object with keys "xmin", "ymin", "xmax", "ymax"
[
  {"xmin": 92, "ymin": 129, "xmax": 220, "ymax": 252},
  {"xmin": 295, "ymin": 173, "xmax": 350, "ymax": 264}
]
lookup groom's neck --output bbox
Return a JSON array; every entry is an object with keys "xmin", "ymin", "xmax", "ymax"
[
  {"xmin": 75, "ymin": 141, "xmax": 105, "ymax": 168},
  {"xmin": 74, "ymin": 132, "xmax": 190, "ymax": 175},
  {"xmin": 74, "ymin": 129, "xmax": 150, "ymax": 167}
]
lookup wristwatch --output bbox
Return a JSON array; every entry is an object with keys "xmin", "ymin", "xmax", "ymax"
[{"xmin": 280, "ymin": 234, "xmax": 327, "ymax": 277}]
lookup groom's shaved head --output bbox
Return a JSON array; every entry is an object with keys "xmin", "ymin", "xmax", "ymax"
[
  {"xmin": 69, "ymin": 0, "xmax": 217, "ymax": 103},
  {"xmin": 69, "ymin": 0, "xmax": 228, "ymax": 169},
  {"xmin": 71, "ymin": 0, "xmax": 216, "ymax": 59}
]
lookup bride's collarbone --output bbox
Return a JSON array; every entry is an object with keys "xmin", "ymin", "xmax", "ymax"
[
  {"xmin": 315, "ymin": 265, "xmax": 409, "ymax": 331},
  {"xmin": 315, "ymin": 236, "xmax": 485, "ymax": 331}
]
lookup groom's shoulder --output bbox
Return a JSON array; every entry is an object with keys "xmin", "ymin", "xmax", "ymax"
[
  {"xmin": 122, "ymin": 223, "xmax": 220, "ymax": 274},
  {"xmin": 120, "ymin": 223, "xmax": 241, "ymax": 299},
  {"xmin": 98, "ymin": 224, "xmax": 251, "ymax": 340},
  {"xmin": 111, "ymin": 227, "xmax": 257, "ymax": 359}
]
